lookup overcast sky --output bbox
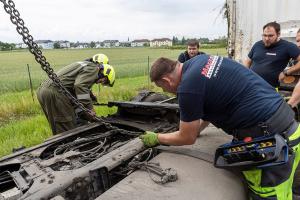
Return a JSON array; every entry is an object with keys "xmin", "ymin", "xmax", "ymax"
[{"xmin": 0, "ymin": 0, "xmax": 227, "ymax": 43}]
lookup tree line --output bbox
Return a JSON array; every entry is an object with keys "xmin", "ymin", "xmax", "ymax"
[
  {"xmin": 172, "ymin": 36, "xmax": 227, "ymax": 47},
  {"xmin": 0, "ymin": 41, "xmax": 15, "ymax": 51},
  {"xmin": 1, "ymin": 36, "xmax": 228, "ymax": 51}
]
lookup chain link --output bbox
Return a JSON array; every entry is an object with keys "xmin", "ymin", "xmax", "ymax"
[{"xmin": 1, "ymin": 0, "xmax": 140, "ymax": 136}]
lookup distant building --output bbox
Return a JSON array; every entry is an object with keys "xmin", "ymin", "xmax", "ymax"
[
  {"xmin": 57, "ymin": 40, "xmax": 70, "ymax": 48},
  {"xmin": 35, "ymin": 40, "xmax": 54, "ymax": 49},
  {"xmin": 76, "ymin": 43, "xmax": 89, "ymax": 49},
  {"xmin": 15, "ymin": 43, "xmax": 28, "ymax": 49},
  {"xmin": 103, "ymin": 40, "xmax": 120, "ymax": 48},
  {"xmin": 150, "ymin": 38, "xmax": 172, "ymax": 47},
  {"xmin": 95, "ymin": 42, "xmax": 102, "ymax": 48},
  {"xmin": 131, "ymin": 39, "xmax": 150, "ymax": 47}
]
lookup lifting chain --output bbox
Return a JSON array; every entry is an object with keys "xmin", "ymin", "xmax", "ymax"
[{"xmin": 0, "ymin": 0, "xmax": 140, "ymax": 136}]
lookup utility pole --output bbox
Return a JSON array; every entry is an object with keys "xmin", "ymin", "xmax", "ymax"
[{"xmin": 27, "ymin": 64, "xmax": 35, "ymax": 102}]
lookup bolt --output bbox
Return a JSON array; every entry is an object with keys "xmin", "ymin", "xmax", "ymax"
[{"xmin": 48, "ymin": 180, "xmax": 53, "ymax": 184}]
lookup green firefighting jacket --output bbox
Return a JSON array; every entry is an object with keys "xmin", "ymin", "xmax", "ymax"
[{"xmin": 44, "ymin": 61, "xmax": 99, "ymax": 110}]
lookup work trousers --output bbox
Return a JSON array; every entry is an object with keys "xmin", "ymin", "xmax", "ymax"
[
  {"xmin": 37, "ymin": 85, "xmax": 76, "ymax": 135},
  {"xmin": 242, "ymin": 125, "xmax": 300, "ymax": 200}
]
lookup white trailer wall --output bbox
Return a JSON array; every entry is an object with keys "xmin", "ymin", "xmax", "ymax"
[{"xmin": 226, "ymin": 0, "xmax": 300, "ymax": 62}]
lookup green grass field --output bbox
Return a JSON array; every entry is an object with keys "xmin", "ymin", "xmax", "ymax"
[
  {"xmin": 0, "ymin": 76, "xmax": 155, "ymax": 157},
  {"xmin": 0, "ymin": 48, "xmax": 226, "ymax": 92},
  {"xmin": 0, "ymin": 47, "xmax": 226, "ymax": 157}
]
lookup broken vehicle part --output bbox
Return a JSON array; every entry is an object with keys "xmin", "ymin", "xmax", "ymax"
[{"xmin": 0, "ymin": 91, "xmax": 180, "ymax": 200}]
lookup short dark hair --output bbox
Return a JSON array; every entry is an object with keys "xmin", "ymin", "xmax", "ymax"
[
  {"xmin": 297, "ymin": 28, "xmax": 300, "ymax": 34},
  {"xmin": 263, "ymin": 21, "xmax": 280, "ymax": 34},
  {"xmin": 187, "ymin": 39, "xmax": 200, "ymax": 48},
  {"xmin": 150, "ymin": 57, "xmax": 177, "ymax": 82}
]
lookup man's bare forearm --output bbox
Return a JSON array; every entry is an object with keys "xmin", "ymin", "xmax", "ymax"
[
  {"xmin": 199, "ymin": 120, "xmax": 210, "ymax": 133},
  {"xmin": 158, "ymin": 131, "xmax": 192, "ymax": 145},
  {"xmin": 158, "ymin": 120, "xmax": 201, "ymax": 145},
  {"xmin": 288, "ymin": 81, "xmax": 300, "ymax": 107}
]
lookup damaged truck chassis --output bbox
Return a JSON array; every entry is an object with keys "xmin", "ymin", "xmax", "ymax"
[{"xmin": 0, "ymin": 93, "xmax": 180, "ymax": 200}]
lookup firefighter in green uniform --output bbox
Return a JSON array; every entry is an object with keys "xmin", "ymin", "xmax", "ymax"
[{"xmin": 37, "ymin": 54, "xmax": 115, "ymax": 135}]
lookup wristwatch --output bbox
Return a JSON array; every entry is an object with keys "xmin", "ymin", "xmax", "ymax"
[{"xmin": 283, "ymin": 69, "xmax": 289, "ymax": 76}]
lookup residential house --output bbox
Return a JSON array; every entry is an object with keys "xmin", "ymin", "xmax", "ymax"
[
  {"xmin": 75, "ymin": 43, "xmax": 89, "ymax": 49},
  {"xmin": 35, "ymin": 40, "xmax": 54, "ymax": 49},
  {"xmin": 15, "ymin": 43, "xmax": 28, "ymax": 49},
  {"xmin": 131, "ymin": 39, "xmax": 150, "ymax": 47},
  {"xmin": 150, "ymin": 38, "xmax": 172, "ymax": 47},
  {"xmin": 103, "ymin": 40, "xmax": 120, "ymax": 48},
  {"xmin": 57, "ymin": 40, "xmax": 70, "ymax": 48},
  {"xmin": 95, "ymin": 42, "xmax": 102, "ymax": 48}
]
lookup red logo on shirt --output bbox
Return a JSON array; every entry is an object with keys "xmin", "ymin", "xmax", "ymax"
[
  {"xmin": 201, "ymin": 56, "xmax": 221, "ymax": 79},
  {"xmin": 201, "ymin": 56, "xmax": 214, "ymax": 77}
]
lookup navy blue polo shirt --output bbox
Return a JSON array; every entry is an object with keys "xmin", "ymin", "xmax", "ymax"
[
  {"xmin": 178, "ymin": 54, "xmax": 283, "ymax": 134},
  {"xmin": 249, "ymin": 40, "xmax": 300, "ymax": 87},
  {"xmin": 178, "ymin": 51, "xmax": 205, "ymax": 63}
]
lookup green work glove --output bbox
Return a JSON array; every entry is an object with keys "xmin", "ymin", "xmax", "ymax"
[{"xmin": 139, "ymin": 131, "xmax": 160, "ymax": 147}]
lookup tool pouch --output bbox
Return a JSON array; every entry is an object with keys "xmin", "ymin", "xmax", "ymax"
[{"xmin": 214, "ymin": 134, "xmax": 289, "ymax": 171}]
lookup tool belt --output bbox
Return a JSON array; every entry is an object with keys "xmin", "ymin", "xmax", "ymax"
[
  {"xmin": 214, "ymin": 101, "xmax": 300, "ymax": 170},
  {"xmin": 214, "ymin": 133, "xmax": 290, "ymax": 170},
  {"xmin": 233, "ymin": 101, "xmax": 296, "ymax": 141}
]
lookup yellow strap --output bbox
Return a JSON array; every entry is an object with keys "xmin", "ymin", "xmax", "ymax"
[{"xmin": 289, "ymin": 123, "xmax": 300, "ymax": 141}]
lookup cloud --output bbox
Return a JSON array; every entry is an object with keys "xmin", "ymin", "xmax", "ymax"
[{"xmin": 0, "ymin": 0, "xmax": 227, "ymax": 42}]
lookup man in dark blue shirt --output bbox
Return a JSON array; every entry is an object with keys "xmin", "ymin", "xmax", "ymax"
[
  {"xmin": 139, "ymin": 55, "xmax": 300, "ymax": 200},
  {"xmin": 244, "ymin": 22, "xmax": 300, "ymax": 87},
  {"xmin": 178, "ymin": 40, "xmax": 205, "ymax": 63}
]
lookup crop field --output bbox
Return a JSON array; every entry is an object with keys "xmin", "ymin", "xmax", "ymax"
[{"xmin": 0, "ymin": 47, "xmax": 226, "ymax": 157}]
